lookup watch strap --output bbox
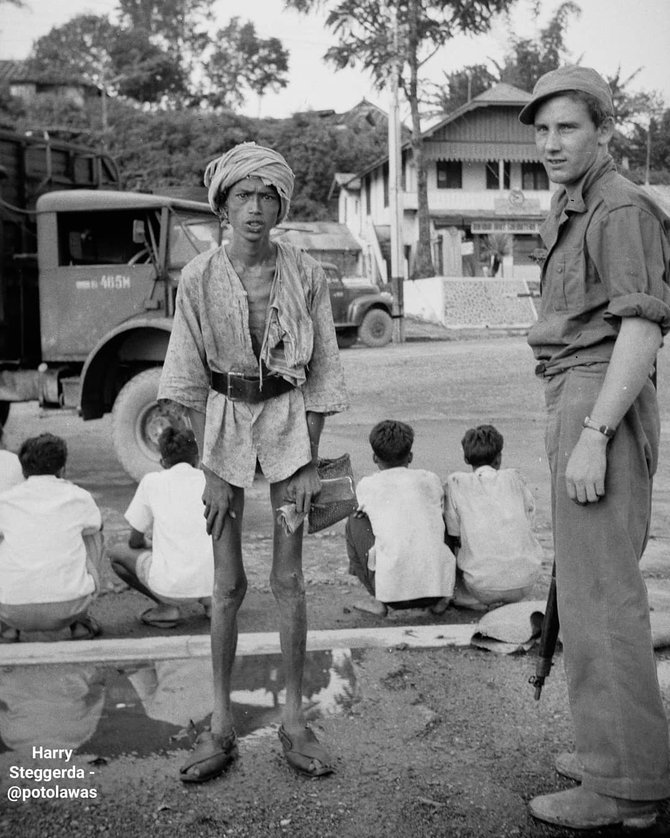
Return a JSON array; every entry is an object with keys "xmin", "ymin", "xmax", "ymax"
[{"xmin": 583, "ymin": 416, "xmax": 615, "ymax": 439}]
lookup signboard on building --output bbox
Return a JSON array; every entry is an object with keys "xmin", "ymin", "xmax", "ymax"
[
  {"xmin": 472, "ymin": 220, "xmax": 542, "ymax": 234},
  {"xmin": 494, "ymin": 189, "xmax": 541, "ymax": 216}
]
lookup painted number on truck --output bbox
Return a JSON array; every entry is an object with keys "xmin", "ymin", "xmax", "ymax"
[{"xmin": 76, "ymin": 275, "xmax": 131, "ymax": 291}]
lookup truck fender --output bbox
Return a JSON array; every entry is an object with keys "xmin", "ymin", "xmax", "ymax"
[
  {"xmin": 347, "ymin": 295, "xmax": 392, "ymax": 326},
  {"xmin": 79, "ymin": 318, "xmax": 173, "ymax": 419}
]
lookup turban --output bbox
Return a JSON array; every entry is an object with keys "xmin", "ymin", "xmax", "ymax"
[{"xmin": 203, "ymin": 142, "xmax": 295, "ymax": 223}]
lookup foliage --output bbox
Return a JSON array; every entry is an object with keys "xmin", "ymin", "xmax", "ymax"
[
  {"xmin": 258, "ymin": 111, "xmax": 388, "ymax": 219},
  {"xmin": 426, "ymin": 1, "xmax": 581, "ymax": 113},
  {"xmin": 28, "ymin": 15, "xmax": 120, "ymax": 91},
  {"xmin": 108, "ymin": 28, "xmax": 188, "ymax": 101},
  {"xmin": 497, "ymin": 0, "xmax": 581, "ymax": 92},
  {"xmin": 25, "ymin": 2, "xmax": 289, "ymax": 112},
  {"xmin": 0, "ymin": 86, "xmax": 387, "ymax": 219},
  {"xmin": 284, "ymin": 0, "xmax": 515, "ymax": 277},
  {"xmin": 202, "ymin": 18, "xmax": 289, "ymax": 110},
  {"xmin": 425, "ymin": 63, "xmax": 498, "ymax": 115}
]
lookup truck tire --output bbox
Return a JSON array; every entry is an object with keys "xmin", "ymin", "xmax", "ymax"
[
  {"xmin": 111, "ymin": 368, "xmax": 183, "ymax": 482},
  {"xmin": 0, "ymin": 401, "xmax": 9, "ymax": 428},
  {"xmin": 358, "ymin": 308, "xmax": 393, "ymax": 347}
]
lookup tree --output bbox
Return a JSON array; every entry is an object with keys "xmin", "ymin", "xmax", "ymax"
[
  {"xmin": 498, "ymin": 0, "xmax": 581, "ymax": 92},
  {"xmin": 28, "ymin": 14, "xmax": 119, "ymax": 92},
  {"xmin": 426, "ymin": 0, "xmax": 581, "ymax": 115},
  {"xmin": 116, "ymin": 0, "xmax": 215, "ymax": 104},
  {"xmin": 284, "ymin": 0, "xmax": 514, "ymax": 278},
  {"xmin": 28, "ymin": 13, "xmax": 183, "ymax": 106},
  {"xmin": 203, "ymin": 18, "xmax": 289, "ymax": 112},
  {"xmin": 108, "ymin": 28, "xmax": 187, "ymax": 102},
  {"xmin": 425, "ymin": 63, "xmax": 497, "ymax": 115}
]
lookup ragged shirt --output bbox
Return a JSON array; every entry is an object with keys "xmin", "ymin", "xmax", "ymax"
[
  {"xmin": 528, "ymin": 154, "xmax": 670, "ymax": 374},
  {"xmin": 158, "ymin": 240, "xmax": 348, "ymax": 487}
]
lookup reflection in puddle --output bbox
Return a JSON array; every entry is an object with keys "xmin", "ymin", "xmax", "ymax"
[{"xmin": 0, "ymin": 649, "xmax": 361, "ymax": 759}]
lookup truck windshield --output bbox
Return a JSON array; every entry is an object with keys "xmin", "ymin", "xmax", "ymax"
[{"xmin": 168, "ymin": 211, "xmax": 220, "ymax": 269}]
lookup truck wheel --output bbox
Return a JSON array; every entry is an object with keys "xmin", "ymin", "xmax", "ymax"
[
  {"xmin": 112, "ymin": 368, "xmax": 183, "ymax": 482},
  {"xmin": 358, "ymin": 308, "xmax": 393, "ymax": 347},
  {"xmin": 336, "ymin": 329, "xmax": 357, "ymax": 349},
  {"xmin": 0, "ymin": 401, "xmax": 9, "ymax": 428}
]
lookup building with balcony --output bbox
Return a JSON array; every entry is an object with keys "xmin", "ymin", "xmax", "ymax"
[{"xmin": 333, "ymin": 82, "xmax": 555, "ymax": 284}]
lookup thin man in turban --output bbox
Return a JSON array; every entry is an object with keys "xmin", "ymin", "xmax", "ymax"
[{"xmin": 159, "ymin": 142, "xmax": 348, "ymax": 781}]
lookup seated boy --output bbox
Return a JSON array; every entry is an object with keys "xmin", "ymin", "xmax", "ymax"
[
  {"xmin": 444, "ymin": 424, "xmax": 543, "ymax": 610},
  {"xmin": 0, "ymin": 425, "xmax": 23, "ymax": 494},
  {"xmin": 0, "ymin": 433, "xmax": 103, "ymax": 642},
  {"xmin": 345, "ymin": 419, "xmax": 455, "ymax": 617},
  {"xmin": 109, "ymin": 427, "xmax": 213, "ymax": 628}
]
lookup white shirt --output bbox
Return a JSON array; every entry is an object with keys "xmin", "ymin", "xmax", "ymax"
[
  {"xmin": 444, "ymin": 466, "xmax": 543, "ymax": 595},
  {"xmin": 0, "ymin": 450, "xmax": 24, "ymax": 494},
  {"xmin": 125, "ymin": 462, "xmax": 214, "ymax": 599},
  {"xmin": 356, "ymin": 467, "xmax": 455, "ymax": 602},
  {"xmin": 0, "ymin": 476, "xmax": 102, "ymax": 605}
]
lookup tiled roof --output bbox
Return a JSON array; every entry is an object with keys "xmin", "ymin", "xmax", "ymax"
[{"xmin": 0, "ymin": 59, "xmax": 96, "ymax": 89}]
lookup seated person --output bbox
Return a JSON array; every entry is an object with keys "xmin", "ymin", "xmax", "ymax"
[
  {"xmin": 345, "ymin": 419, "xmax": 455, "ymax": 617},
  {"xmin": 109, "ymin": 427, "xmax": 213, "ymax": 628},
  {"xmin": 0, "ymin": 433, "xmax": 103, "ymax": 642},
  {"xmin": 0, "ymin": 425, "xmax": 24, "ymax": 494},
  {"xmin": 443, "ymin": 424, "xmax": 543, "ymax": 610}
]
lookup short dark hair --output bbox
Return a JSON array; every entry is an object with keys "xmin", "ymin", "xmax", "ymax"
[
  {"xmin": 461, "ymin": 424, "xmax": 504, "ymax": 468},
  {"xmin": 19, "ymin": 433, "xmax": 67, "ymax": 476},
  {"xmin": 159, "ymin": 426, "xmax": 199, "ymax": 467},
  {"xmin": 369, "ymin": 419, "xmax": 414, "ymax": 466},
  {"xmin": 565, "ymin": 90, "xmax": 613, "ymax": 128}
]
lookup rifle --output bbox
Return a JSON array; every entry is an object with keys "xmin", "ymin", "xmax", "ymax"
[{"xmin": 529, "ymin": 563, "xmax": 560, "ymax": 700}]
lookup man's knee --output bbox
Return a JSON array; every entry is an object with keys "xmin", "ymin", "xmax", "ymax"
[
  {"xmin": 270, "ymin": 570, "xmax": 305, "ymax": 602},
  {"xmin": 212, "ymin": 577, "xmax": 247, "ymax": 608}
]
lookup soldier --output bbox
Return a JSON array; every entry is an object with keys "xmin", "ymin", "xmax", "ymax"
[{"xmin": 521, "ymin": 66, "xmax": 670, "ymax": 829}]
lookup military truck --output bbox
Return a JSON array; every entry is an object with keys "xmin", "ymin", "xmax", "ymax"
[
  {"xmin": 0, "ymin": 129, "xmax": 392, "ymax": 483},
  {"xmin": 2, "ymin": 186, "xmax": 221, "ymax": 481}
]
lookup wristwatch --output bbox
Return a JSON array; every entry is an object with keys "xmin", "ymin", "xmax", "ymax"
[{"xmin": 583, "ymin": 416, "xmax": 616, "ymax": 439}]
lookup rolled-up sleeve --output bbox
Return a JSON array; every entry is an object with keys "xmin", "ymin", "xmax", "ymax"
[
  {"xmin": 158, "ymin": 264, "xmax": 210, "ymax": 412},
  {"xmin": 301, "ymin": 264, "xmax": 349, "ymax": 414},
  {"xmin": 593, "ymin": 206, "xmax": 670, "ymax": 333}
]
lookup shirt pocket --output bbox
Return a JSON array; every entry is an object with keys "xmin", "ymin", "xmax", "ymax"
[
  {"xmin": 266, "ymin": 307, "xmax": 314, "ymax": 367},
  {"xmin": 543, "ymin": 247, "xmax": 584, "ymax": 313}
]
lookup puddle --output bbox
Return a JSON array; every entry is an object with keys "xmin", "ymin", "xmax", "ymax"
[{"xmin": 0, "ymin": 648, "xmax": 361, "ymax": 759}]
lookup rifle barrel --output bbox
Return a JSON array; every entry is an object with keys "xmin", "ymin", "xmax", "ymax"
[{"xmin": 529, "ymin": 569, "xmax": 559, "ymax": 700}]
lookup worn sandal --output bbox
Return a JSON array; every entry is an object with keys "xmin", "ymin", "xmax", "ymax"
[
  {"xmin": 140, "ymin": 607, "xmax": 180, "ymax": 629},
  {"xmin": 278, "ymin": 725, "xmax": 334, "ymax": 777},
  {"xmin": 179, "ymin": 730, "xmax": 238, "ymax": 783},
  {"xmin": 70, "ymin": 615, "xmax": 102, "ymax": 639}
]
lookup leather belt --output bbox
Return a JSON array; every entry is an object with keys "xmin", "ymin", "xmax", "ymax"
[{"xmin": 210, "ymin": 370, "xmax": 295, "ymax": 403}]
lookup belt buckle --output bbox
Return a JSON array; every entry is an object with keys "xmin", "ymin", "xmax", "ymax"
[{"xmin": 226, "ymin": 371, "xmax": 245, "ymax": 401}]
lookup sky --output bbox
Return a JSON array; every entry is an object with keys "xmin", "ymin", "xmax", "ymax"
[{"xmin": 0, "ymin": 0, "xmax": 669, "ymax": 119}]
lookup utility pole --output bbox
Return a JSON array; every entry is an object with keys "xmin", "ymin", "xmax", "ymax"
[{"xmin": 388, "ymin": 2, "xmax": 405, "ymax": 342}]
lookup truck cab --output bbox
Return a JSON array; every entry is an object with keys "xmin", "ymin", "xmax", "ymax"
[{"xmin": 28, "ymin": 190, "xmax": 220, "ymax": 479}]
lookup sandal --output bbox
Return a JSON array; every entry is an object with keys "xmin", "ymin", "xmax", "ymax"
[
  {"xmin": 70, "ymin": 615, "xmax": 102, "ymax": 640},
  {"xmin": 180, "ymin": 730, "xmax": 238, "ymax": 783},
  {"xmin": 278, "ymin": 725, "xmax": 334, "ymax": 777},
  {"xmin": 140, "ymin": 606, "xmax": 181, "ymax": 629},
  {"xmin": 0, "ymin": 626, "xmax": 20, "ymax": 643}
]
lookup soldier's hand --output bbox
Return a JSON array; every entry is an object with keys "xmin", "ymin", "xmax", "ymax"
[
  {"xmin": 202, "ymin": 465, "xmax": 237, "ymax": 539},
  {"xmin": 285, "ymin": 462, "xmax": 321, "ymax": 516},
  {"xmin": 565, "ymin": 431, "xmax": 608, "ymax": 504}
]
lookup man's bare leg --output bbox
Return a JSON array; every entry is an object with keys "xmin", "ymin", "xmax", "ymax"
[
  {"xmin": 209, "ymin": 484, "xmax": 246, "ymax": 739},
  {"xmin": 270, "ymin": 479, "xmax": 333, "ymax": 775},
  {"xmin": 180, "ymin": 484, "xmax": 245, "ymax": 782},
  {"xmin": 270, "ymin": 478, "xmax": 307, "ymax": 732}
]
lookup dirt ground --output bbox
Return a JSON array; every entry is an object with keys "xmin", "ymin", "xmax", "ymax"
[{"xmin": 3, "ymin": 328, "xmax": 670, "ymax": 836}]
